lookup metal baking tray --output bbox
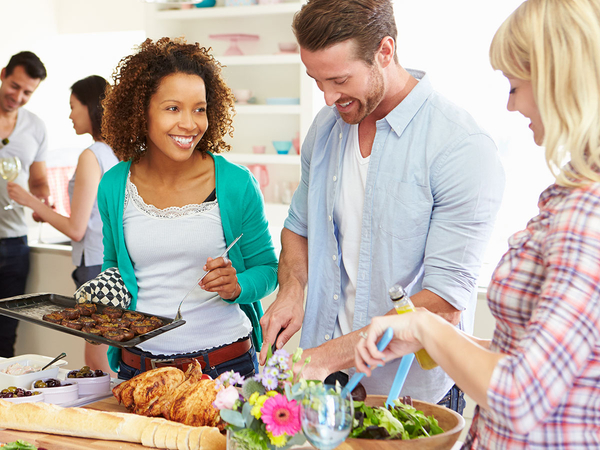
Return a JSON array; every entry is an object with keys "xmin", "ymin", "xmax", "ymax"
[{"xmin": 0, "ymin": 293, "xmax": 185, "ymax": 348}]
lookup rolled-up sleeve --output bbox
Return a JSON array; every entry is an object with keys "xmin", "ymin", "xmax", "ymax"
[
  {"xmin": 284, "ymin": 115, "xmax": 319, "ymax": 238},
  {"xmin": 422, "ymin": 133, "xmax": 505, "ymax": 310}
]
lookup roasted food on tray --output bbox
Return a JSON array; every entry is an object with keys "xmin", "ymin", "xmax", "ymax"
[
  {"xmin": 41, "ymin": 304, "xmax": 165, "ymax": 342},
  {"xmin": 0, "ymin": 293, "xmax": 184, "ymax": 349},
  {"xmin": 113, "ymin": 360, "xmax": 223, "ymax": 430}
]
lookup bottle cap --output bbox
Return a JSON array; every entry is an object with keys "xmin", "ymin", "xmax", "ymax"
[{"xmin": 388, "ymin": 284, "xmax": 406, "ymax": 301}]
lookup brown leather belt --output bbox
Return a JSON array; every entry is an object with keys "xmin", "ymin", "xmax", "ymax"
[{"xmin": 121, "ymin": 337, "xmax": 251, "ymax": 372}]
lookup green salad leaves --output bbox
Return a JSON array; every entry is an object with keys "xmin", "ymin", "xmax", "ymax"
[
  {"xmin": 350, "ymin": 400, "xmax": 444, "ymax": 440},
  {"xmin": 1, "ymin": 441, "xmax": 39, "ymax": 450}
]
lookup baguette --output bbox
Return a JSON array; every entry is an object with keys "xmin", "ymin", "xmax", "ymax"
[
  {"xmin": 0, "ymin": 400, "xmax": 225, "ymax": 450},
  {"xmin": 176, "ymin": 426, "xmax": 194, "ymax": 450}
]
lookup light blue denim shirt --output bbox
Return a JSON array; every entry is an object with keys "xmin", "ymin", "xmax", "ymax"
[{"xmin": 284, "ymin": 72, "xmax": 505, "ymax": 401}]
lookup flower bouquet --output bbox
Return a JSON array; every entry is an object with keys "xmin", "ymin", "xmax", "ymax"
[{"xmin": 213, "ymin": 348, "xmax": 318, "ymax": 450}]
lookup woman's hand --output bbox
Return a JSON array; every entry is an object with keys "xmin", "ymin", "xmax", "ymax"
[
  {"xmin": 199, "ymin": 256, "xmax": 241, "ymax": 300},
  {"xmin": 354, "ymin": 312, "xmax": 427, "ymax": 377},
  {"xmin": 6, "ymin": 182, "xmax": 36, "ymax": 208}
]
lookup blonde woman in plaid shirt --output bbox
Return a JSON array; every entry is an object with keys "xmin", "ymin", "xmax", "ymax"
[{"xmin": 355, "ymin": 0, "xmax": 600, "ymax": 448}]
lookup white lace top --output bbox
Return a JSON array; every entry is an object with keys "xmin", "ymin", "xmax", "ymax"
[{"xmin": 123, "ymin": 173, "xmax": 251, "ymax": 355}]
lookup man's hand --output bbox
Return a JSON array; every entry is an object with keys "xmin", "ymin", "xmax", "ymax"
[
  {"xmin": 260, "ymin": 228, "xmax": 309, "ymax": 365},
  {"xmin": 259, "ymin": 287, "xmax": 305, "ymax": 365},
  {"xmin": 291, "ymin": 347, "xmax": 330, "ymax": 381}
]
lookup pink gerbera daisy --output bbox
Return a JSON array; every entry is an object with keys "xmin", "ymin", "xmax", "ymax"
[{"xmin": 260, "ymin": 393, "xmax": 301, "ymax": 437}]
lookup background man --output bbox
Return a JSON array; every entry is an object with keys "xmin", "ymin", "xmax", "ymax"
[
  {"xmin": 259, "ymin": 0, "xmax": 505, "ymax": 413},
  {"xmin": 0, "ymin": 51, "xmax": 50, "ymax": 357}
]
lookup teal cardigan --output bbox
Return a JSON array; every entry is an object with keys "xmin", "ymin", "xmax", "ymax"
[{"xmin": 97, "ymin": 154, "xmax": 278, "ymax": 372}]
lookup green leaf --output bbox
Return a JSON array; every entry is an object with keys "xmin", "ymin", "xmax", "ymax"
[
  {"xmin": 221, "ymin": 409, "xmax": 246, "ymax": 428},
  {"xmin": 242, "ymin": 401, "xmax": 254, "ymax": 424},
  {"xmin": 2, "ymin": 441, "xmax": 38, "ymax": 450},
  {"xmin": 286, "ymin": 432, "xmax": 307, "ymax": 447}
]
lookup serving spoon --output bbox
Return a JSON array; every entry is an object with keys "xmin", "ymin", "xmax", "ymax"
[
  {"xmin": 174, "ymin": 233, "xmax": 243, "ymax": 322},
  {"xmin": 41, "ymin": 352, "xmax": 67, "ymax": 371}
]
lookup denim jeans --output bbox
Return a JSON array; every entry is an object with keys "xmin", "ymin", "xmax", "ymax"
[
  {"xmin": 437, "ymin": 384, "xmax": 466, "ymax": 415},
  {"xmin": 118, "ymin": 342, "xmax": 258, "ymax": 381},
  {"xmin": 0, "ymin": 236, "xmax": 29, "ymax": 357},
  {"xmin": 71, "ymin": 254, "xmax": 102, "ymax": 289}
]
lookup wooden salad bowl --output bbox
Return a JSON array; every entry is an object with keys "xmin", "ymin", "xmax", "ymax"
[{"xmin": 340, "ymin": 395, "xmax": 465, "ymax": 450}]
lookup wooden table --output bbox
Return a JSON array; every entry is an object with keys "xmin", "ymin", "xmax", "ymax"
[{"xmin": 0, "ymin": 397, "xmax": 151, "ymax": 449}]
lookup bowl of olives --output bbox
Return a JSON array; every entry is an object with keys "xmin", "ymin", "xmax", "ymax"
[
  {"xmin": 66, "ymin": 366, "xmax": 110, "ymax": 396},
  {"xmin": 30, "ymin": 377, "xmax": 78, "ymax": 405},
  {"xmin": 0, "ymin": 386, "xmax": 45, "ymax": 403}
]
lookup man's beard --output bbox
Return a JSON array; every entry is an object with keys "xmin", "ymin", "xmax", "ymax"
[{"xmin": 339, "ymin": 66, "xmax": 385, "ymax": 125}]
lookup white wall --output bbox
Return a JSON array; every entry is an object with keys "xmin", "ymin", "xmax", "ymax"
[
  {"xmin": 393, "ymin": 0, "xmax": 554, "ymax": 284},
  {"xmin": 0, "ymin": 0, "xmax": 146, "ymax": 169}
]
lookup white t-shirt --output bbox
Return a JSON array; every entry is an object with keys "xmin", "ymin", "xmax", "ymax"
[
  {"xmin": 123, "ymin": 175, "xmax": 251, "ymax": 355},
  {"xmin": 0, "ymin": 108, "xmax": 48, "ymax": 238},
  {"xmin": 333, "ymin": 124, "xmax": 370, "ymax": 339}
]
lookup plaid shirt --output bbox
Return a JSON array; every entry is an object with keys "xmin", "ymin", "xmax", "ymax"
[{"xmin": 463, "ymin": 183, "xmax": 600, "ymax": 449}]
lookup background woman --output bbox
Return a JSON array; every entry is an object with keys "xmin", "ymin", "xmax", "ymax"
[
  {"xmin": 7, "ymin": 75, "xmax": 118, "ymax": 375},
  {"xmin": 99, "ymin": 37, "xmax": 278, "ymax": 380},
  {"xmin": 355, "ymin": 0, "xmax": 600, "ymax": 448}
]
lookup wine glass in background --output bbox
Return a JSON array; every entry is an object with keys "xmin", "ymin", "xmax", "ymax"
[
  {"xmin": 301, "ymin": 384, "xmax": 354, "ymax": 450},
  {"xmin": 0, "ymin": 156, "xmax": 22, "ymax": 210}
]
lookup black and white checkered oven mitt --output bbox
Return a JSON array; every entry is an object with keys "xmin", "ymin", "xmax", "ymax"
[{"xmin": 74, "ymin": 267, "xmax": 131, "ymax": 309}]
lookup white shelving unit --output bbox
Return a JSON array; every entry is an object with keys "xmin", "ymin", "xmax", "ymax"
[
  {"xmin": 144, "ymin": 1, "xmax": 321, "ymax": 207},
  {"xmin": 156, "ymin": 2, "xmax": 302, "ymax": 19}
]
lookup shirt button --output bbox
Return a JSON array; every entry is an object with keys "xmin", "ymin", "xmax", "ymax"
[
  {"xmin": 334, "ymin": 295, "xmax": 338, "ymax": 300},
  {"xmin": 328, "ymin": 215, "xmax": 332, "ymax": 221},
  {"xmin": 324, "ymin": 334, "xmax": 331, "ymax": 340},
  {"xmin": 333, "ymin": 175, "xmax": 337, "ymax": 182},
  {"xmin": 332, "ymin": 255, "xmax": 337, "ymax": 261},
  {"xmin": 339, "ymin": 133, "xmax": 342, "ymax": 139}
]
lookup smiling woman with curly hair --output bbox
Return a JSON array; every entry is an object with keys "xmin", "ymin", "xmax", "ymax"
[
  {"xmin": 97, "ymin": 37, "xmax": 278, "ymax": 381},
  {"xmin": 103, "ymin": 37, "xmax": 234, "ymax": 161}
]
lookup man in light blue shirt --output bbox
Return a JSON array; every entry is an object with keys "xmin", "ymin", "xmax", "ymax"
[{"xmin": 260, "ymin": 0, "xmax": 505, "ymax": 412}]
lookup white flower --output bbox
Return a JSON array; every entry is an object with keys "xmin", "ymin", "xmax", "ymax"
[{"xmin": 213, "ymin": 385, "xmax": 240, "ymax": 410}]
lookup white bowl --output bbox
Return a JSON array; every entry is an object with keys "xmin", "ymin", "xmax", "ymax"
[
  {"xmin": 0, "ymin": 355, "xmax": 67, "ymax": 389},
  {"xmin": 278, "ymin": 42, "xmax": 298, "ymax": 53},
  {"xmin": 30, "ymin": 378, "xmax": 79, "ymax": 405},
  {"xmin": 0, "ymin": 391, "xmax": 45, "ymax": 404},
  {"xmin": 232, "ymin": 89, "xmax": 252, "ymax": 104},
  {"xmin": 69, "ymin": 373, "xmax": 111, "ymax": 396}
]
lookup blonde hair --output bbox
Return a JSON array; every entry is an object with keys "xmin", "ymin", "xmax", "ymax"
[{"xmin": 490, "ymin": 0, "xmax": 600, "ymax": 187}]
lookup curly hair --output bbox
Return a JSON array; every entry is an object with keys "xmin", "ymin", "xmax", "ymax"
[{"xmin": 102, "ymin": 37, "xmax": 235, "ymax": 163}]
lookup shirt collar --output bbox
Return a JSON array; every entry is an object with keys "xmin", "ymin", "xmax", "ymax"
[
  {"xmin": 331, "ymin": 69, "xmax": 433, "ymax": 137},
  {"xmin": 383, "ymin": 69, "xmax": 433, "ymax": 137}
]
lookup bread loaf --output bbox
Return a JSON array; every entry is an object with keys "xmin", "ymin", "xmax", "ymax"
[{"xmin": 0, "ymin": 399, "xmax": 225, "ymax": 450}]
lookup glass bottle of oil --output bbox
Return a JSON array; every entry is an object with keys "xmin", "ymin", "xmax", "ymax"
[{"xmin": 388, "ymin": 284, "xmax": 438, "ymax": 370}]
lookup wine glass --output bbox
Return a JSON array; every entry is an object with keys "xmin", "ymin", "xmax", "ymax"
[
  {"xmin": 301, "ymin": 384, "xmax": 354, "ymax": 450},
  {"xmin": 0, "ymin": 156, "xmax": 22, "ymax": 210}
]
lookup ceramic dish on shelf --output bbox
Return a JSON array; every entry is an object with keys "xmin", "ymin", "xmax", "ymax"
[
  {"xmin": 30, "ymin": 378, "xmax": 78, "ymax": 405},
  {"xmin": 272, "ymin": 140, "xmax": 292, "ymax": 155},
  {"xmin": 209, "ymin": 34, "xmax": 260, "ymax": 56},
  {"xmin": 278, "ymin": 42, "xmax": 299, "ymax": 53},
  {"xmin": 232, "ymin": 89, "xmax": 252, "ymax": 104},
  {"xmin": 194, "ymin": 0, "xmax": 216, "ymax": 7},
  {"xmin": 266, "ymin": 97, "xmax": 300, "ymax": 105}
]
